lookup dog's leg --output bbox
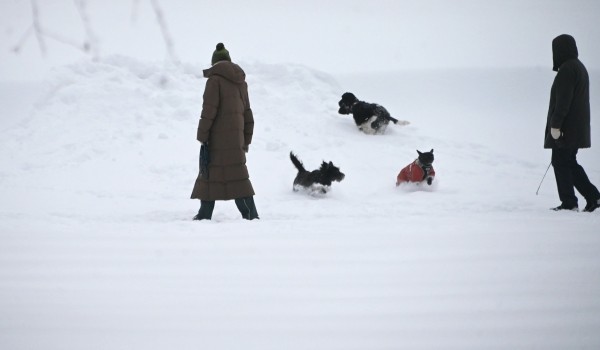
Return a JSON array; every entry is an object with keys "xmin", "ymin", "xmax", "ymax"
[{"xmin": 371, "ymin": 119, "xmax": 381, "ymax": 130}]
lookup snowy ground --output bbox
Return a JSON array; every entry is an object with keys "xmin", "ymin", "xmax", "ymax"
[{"xmin": 0, "ymin": 58, "xmax": 599, "ymax": 349}]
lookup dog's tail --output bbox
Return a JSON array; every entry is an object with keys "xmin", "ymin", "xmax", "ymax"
[
  {"xmin": 289, "ymin": 152, "xmax": 306, "ymax": 173},
  {"xmin": 387, "ymin": 115, "xmax": 399, "ymax": 124}
]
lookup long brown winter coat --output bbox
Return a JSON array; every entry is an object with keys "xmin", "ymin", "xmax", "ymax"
[{"xmin": 190, "ymin": 61, "xmax": 255, "ymax": 201}]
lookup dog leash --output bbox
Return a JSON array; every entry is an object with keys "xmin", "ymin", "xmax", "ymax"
[{"xmin": 535, "ymin": 160, "xmax": 552, "ymax": 195}]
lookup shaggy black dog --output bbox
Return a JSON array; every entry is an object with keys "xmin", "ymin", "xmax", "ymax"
[
  {"xmin": 290, "ymin": 152, "xmax": 345, "ymax": 195},
  {"xmin": 338, "ymin": 92, "xmax": 406, "ymax": 135}
]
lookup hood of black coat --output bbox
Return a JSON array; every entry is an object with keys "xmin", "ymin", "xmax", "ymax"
[
  {"xmin": 552, "ymin": 34, "xmax": 578, "ymax": 72},
  {"xmin": 203, "ymin": 61, "xmax": 246, "ymax": 84}
]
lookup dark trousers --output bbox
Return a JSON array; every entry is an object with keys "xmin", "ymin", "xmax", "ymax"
[
  {"xmin": 196, "ymin": 196, "xmax": 259, "ymax": 220},
  {"xmin": 552, "ymin": 148, "xmax": 600, "ymax": 207}
]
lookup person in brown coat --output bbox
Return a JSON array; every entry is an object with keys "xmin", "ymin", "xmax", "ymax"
[{"xmin": 190, "ymin": 43, "xmax": 259, "ymax": 220}]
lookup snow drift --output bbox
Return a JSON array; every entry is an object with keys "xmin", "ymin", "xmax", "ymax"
[{"xmin": 0, "ymin": 57, "xmax": 599, "ymax": 350}]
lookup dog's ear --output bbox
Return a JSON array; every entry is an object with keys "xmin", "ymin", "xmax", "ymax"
[
  {"xmin": 341, "ymin": 92, "xmax": 357, "ymax": 104},
  {"xmin": 430, "ymin": 149, "xmax": 434, "ymax": 153}
]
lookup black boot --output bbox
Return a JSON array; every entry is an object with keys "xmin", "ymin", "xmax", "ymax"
[
  {"xmin": 550, "ymin": 203, "xmax": 579, "ymax": 211},
  {"xmin": 583, "ymin": 199, "xmax": 600, "ymax": 212},
  {"xmin": 193, "ymin": 200, "xmax": 215, "ymax": 220},
  {"xmin": 235, "ymin": 196, "xmax": 259, "ymax": 220}
]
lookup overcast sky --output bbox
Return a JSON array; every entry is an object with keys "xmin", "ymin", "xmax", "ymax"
[{"xmin": 1, "ymin": 0, "xmax": 599, "ymax": 80}]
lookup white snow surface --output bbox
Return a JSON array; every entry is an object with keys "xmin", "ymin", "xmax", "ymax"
[{"xmin": 1, "ymin": 58, "xmax": 599, "ymax": 349}]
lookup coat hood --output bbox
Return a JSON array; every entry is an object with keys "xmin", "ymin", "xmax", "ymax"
[
  {"xmin": 203, "ymin": 61, "xmax": 246, "ymax": 84},
  {"xmin": 552, "ymin": 34, "xmax": 578, "ymax": 72}
]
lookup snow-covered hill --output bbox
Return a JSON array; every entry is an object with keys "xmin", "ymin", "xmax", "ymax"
[{"xmin": 0, "ymin": 58, "xmax": 599, "ymax": 349}]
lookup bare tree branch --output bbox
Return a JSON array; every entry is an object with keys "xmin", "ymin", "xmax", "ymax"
[
  {"xmin": 14, "ymin": 1, "xmax": 81, "ymax": 56},
  {"xmin": 31, "ymin": 0, "xmax": 47, "ymax": 56},
  {"xmin": 13, "ymin": 0, "xmax": 179, "ymax": 66},
  {"xmin": 150, "ymin": 0, "xmax": 180, "ymax": 65},
  {"xmin": 74, "ymin": 0, "xmax": 100, "ymax": 60},
  {"xmin": 12, "ymin": 25, "xmax": 33, "ymax": 54}
]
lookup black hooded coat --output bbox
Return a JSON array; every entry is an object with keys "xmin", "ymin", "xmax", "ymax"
[{"xmin": 544, "ymin": 34, "xmax": 591, "ymax": 149}]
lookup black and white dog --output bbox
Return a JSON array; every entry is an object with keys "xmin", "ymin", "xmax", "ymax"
[
  {"xmin": 290, "ymin": 152, "xmax": 345, "ymax": 195},
  {"xmin": 338, "ymin": 92, "xmax": 408, "ymax": 134}
]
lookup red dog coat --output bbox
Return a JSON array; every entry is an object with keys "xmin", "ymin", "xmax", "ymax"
[{"xmin": 396, "ymin": 160, "xmax": 435, "ymax": 185}]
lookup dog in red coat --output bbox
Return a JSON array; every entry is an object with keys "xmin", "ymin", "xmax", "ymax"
[{"xmin": 396, "ymin": 149, "xmax": 435, "ymax": 186}]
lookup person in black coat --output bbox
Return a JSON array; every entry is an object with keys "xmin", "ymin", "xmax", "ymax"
[{"xmin": 544, "ymin": 34, "xmax": 600, "ymax": 212}]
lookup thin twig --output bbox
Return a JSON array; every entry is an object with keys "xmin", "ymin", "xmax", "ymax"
[
  {"xmin": 12, "ymin": 25, "xmax": 33, "ymax": 53},
  {"xmin": 31, "ymin": 0, "xmax": 46, "ymax": 56},
  {"xmin": 150, "ymin": 0, "xmax": 179, "ymax": 65},
  {"xmin": 74, "ymin": 0, "xmax": 100, "ymax": 60}
]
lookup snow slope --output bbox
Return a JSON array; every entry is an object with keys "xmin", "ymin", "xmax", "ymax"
[{"xmin": 0, "ymin": 58, "xmax": 599, "ymax": 350}]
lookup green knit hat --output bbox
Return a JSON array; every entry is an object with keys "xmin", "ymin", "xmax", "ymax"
[{"xmin": 211, "ymin": 43, "xmax": 231, "ymax": 65}]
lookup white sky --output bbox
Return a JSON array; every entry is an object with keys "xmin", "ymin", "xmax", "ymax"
[{"xmin": 1, "ymin": 0, "xmax": 600, "ymax": 80}]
